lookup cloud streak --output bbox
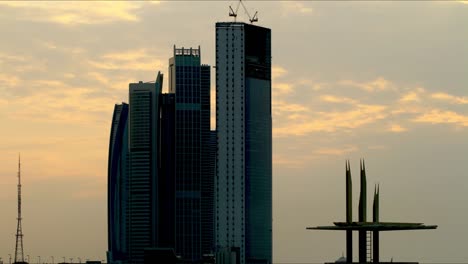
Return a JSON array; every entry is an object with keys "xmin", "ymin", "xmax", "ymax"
[
  {"xmin": 281, "ymin": 2, "xmax": 313, "ymax": 15},
  {"xmin": 339, "ymin": 77, "xmax": 392, "ymax": 92},
  {"xmin": 0, "ymin": 1, "xmax": 144, "ymax": 25},
  {"xmin": 274, "ymin": 103, "xmax": 388, "ymax": 137},
  {"xmin": 271, "ymin": 73, "xmax": 468, "ymax": 138},
  {"xmin": 431, "ymin": 92, "xmax": 468, "ymax": 104},
  {"xmin": 413, "ymin": 109, "xmax": 468, "ymax": 127},
  {"xmin": 88, "ymin": 49, "xmax": 164, "ymax": 72}
]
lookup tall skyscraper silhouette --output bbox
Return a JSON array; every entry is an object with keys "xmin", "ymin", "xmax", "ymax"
[
  {"xmin": 168, "ymin": 46, "xmax": 213, "ymax": 261},
  {"xmin": 128, "ymin": 73, "xmax": 164, "ymax": 264},
  {"xmin": 215, "ymin": 22, "xmax": 272, "ymax": 264},
  {"xmin": 109, "ymin": 48, "xmax": 214, "ymax": 263},
  {"xmin": 108, "ymin": 103, "xmax": 129, "ymax": 264}
]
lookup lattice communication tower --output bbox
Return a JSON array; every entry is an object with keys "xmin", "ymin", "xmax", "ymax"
[{"xmin": 14, "ymin": 154, "xmax": 26, "ymax": 264}]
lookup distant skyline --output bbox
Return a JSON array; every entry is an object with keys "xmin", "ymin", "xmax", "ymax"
[{"xmin": 0, "ymin": 1, "xmax": 467, "ymax": 263}]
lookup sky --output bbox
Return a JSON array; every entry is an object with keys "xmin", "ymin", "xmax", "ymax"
[{"xmin": 0, "ymin": 1, "xmax": 467, "ymax": 263}]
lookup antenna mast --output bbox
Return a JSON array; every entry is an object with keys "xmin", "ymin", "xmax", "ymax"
[
  {"xmin": 14, "ymin": 154, "xmax": 25, "ymax": 264},
  {"xmin": 229, "ymin": 0, "xmax": 258, "ymax": 24}
]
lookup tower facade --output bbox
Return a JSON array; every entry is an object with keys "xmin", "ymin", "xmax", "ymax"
[
  {"xmin": 112, "ymin": 48, "xmax": 213, "ymax": 264},
  {"xmin": 169, "ymin": 46, "xmax": 212, "ymax": 261},
  {"xmin": 128, "ymin": 73, "xmax": 163, "ymax": 264},
  {"xmin": 215, "ymin": 22, "xmax": 272, "ymax": 264},
  {"xmin": 108, "ymin": 103, "xmax": 129, "ymax": 264}
]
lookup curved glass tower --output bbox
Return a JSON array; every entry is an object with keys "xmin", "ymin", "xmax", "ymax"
[{"xmin": 107, "ymin": 103, "xmax": 129, "ymax": 264}]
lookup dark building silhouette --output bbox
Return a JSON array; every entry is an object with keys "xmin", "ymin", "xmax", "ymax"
[
  {"xmin": 307, "ymin": 160, "xmax": 437, "ymax": 264},
  {"xmin": 215, "ymin": 22, "xmax": 272, "ymax": 264},
  {"xmin": 107, "ymin": 103, "xmax": 130, "ymax": 264},
  {"xmin": 168, "ymin": 46, "xmax": 213, "ymax": 261},
  {"xmin": 202, "ymin": 130, "xmax": 216, "ymax": 257},
  {"xmin": 108, "ymin": 48, "xmax": 214, "ymax": 264},
  {"xmin": 159, "ymin": 93, "xmax": 176, "ymax": 250},
  {"xmin": 128, "ymin": 73, "xmax": 164, "ymax": 263}
]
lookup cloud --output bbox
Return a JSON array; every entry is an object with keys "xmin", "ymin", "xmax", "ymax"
[
  {"xmin": 413, "ymin": 109, "xmax": 468, "ymax": 127},
  {"xmin": 273, "ymin": 83, "xmax": 294, "ymax": 97},
  {"xmin": 388, "ymin": 124, "xmax": 408, "ymax": 133},
  {"xmin": 0, "ymin": 98, "xmax": 9, "ymax": 109},
  {"xmin": 0, "ymin": 53, "xmax": 26, "ymax": 63},
  {"xmin": 88, "ymin": 49, "xmax": 164, "ymax": 71},
  {"xmin": 399, "ymin": 87, "xmax": 425, "ymax": 103},
  {"xmin": 88, "ymin": 60, "xmax": 163, "ymax": 71},
  {"xmin": 101, "ymin": 49, "xmax": 149, "ymax": 61},
  {"xmin": 431, "ymin": 92, "xmax": 468, "ymax": 104},
  {"xmin": 315, "ymin": 145, "xmax": 358, "ymax": 156},
  {"xmin": 0, "ymin": 1, "xmax": 144, "ymax": 25},
  {"xmin": 274, "ymin": 103, "xmax": 388, "ymax": 137},
  {"xmin": 281, "ymin": 2, "xmax": 313, "ymax": 15},
  {"xmin": 339, "ymin": 77, "xmax": 391, "ymax": 92},
  {"xmin": 272, "ymin": 66, "xmax": 295, "ymax": 97},
  {"xmin": 273, "ymin": 154, "xmax": 311, "ymax": 169},
  {"xmin": 319, "ymin": 95, "xmax": 357, "ymax": 104},
  {"xmin": 88, "ymin": 72, "xmax": 110, "ymax": 86},
  {"xmin": 6, "ymin": 79, "xmax": 116, "ymax": 124},
  {"xmin": 0, "ymin": 53, "xmax": 43, "ymax": 73},
  {"xmin": 270, "ymin": 75, "xmax": 467, "ymax": 139},
  {"xmin": 273, "ymin": 100, "xmax": 309, "ymax": 115},
  {"xmin": 40, "ymin": 41, "xmax": 86, "ymax": 54},
  {"xmin": 399, "ymin": 91, "xmax": 421, "ymax": 103},
  {"xmin": 368, "ymin": 145, "xmax": 387, "ymax": 150},
  {"xmin": 272, "ymin": 66, "xmax": 288, "ymax": 80},
  {"xmin": 273, "ymin": 145, "xmax": 359, "ymax": 168},
  {"xmin": 0, "ymin": 73, "xmax": 21, "ymax": 88},
  {"xmin": 64, "ymin": 73, "xmax": 76, "ymax": 79}
]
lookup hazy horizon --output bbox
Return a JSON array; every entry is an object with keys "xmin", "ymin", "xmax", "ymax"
[{"xmin": 0, "ymin": 1, "xmax": 467, "ymax": 263}]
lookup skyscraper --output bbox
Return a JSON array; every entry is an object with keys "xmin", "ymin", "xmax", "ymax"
[
  {"xmin": 107, "ymin": 103, "xmax": 129, "ymax": 264},
  {"xmin": 128, "ymin": 73, "xmax": 163, "ymax": 264},
  {"xmin": 168, "ymin": 46, "xmax": 213, "ymax": 261},
  {"xmin": 215, "ymin": 22, "xmax": 272, "ymax": 264}
]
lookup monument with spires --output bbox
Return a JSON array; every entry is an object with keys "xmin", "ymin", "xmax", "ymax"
[{"xmin": 307, "ymin": 160, "xmax": 437, "ymax": 264}]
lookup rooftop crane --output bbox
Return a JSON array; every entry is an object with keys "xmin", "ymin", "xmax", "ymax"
[{"xmin": 229, "ymin": 0, "xmax": 258, "ymax": 24}]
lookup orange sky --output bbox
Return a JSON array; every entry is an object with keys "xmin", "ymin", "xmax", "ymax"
[{"xmin": 0, "ymin": 1, "xmax": 467, "ymax": 263}]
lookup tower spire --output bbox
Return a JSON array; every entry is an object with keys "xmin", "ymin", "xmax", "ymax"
[{"xmin": 14, "ymin": 153, "xmax": 25, "ymax": 264}]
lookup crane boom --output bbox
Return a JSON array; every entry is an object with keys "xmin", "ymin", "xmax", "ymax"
[{"xmin": 228, "ymin": 0, "xmax": 258, "ymax": 24}]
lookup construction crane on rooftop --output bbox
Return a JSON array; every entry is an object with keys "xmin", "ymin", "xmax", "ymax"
[{"xmin": 229, "ymin": 0, "xmax": 258, "ymax": 24}]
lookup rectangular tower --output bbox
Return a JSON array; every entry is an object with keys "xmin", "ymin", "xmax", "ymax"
[
  {"xmin": 169, "ymin": 46, "xmax": 212, "ymax": 261},
  {"xmin": 159, "ymin": 93, "xmax": 176, "ymax": 250},
  {"xmin": 215, "ymin": 22, "xmax": 272, "ymax": 264},
  {"xmin": 128, "ymin": 73, "xmax": 163, "ymax": 264}
]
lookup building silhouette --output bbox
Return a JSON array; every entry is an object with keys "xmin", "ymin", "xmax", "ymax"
[
  {"xmin": 108, "ymin": 47, "xmax": 214, "ymax": 263},
  {"xmin": 215, "ymin": 22, "xmax": 272, "ymax": 264},
  {"xmin": 202, "ymin": 130, "xmax": 216, "ymax": 258},
  {"xmin": 107, "ymin": 103, "xmax": 129, "ymax": 264},
  {"xmin": 128, "ymin": 73, "xmax": 164, "ymax": 263},
  {"xmin": 158, "ymin": 92, "xmax": 176, "ymax": 251},
  {"xmin": 168, "ymin": 46, "xmax": 213, "ymax": 261}
]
